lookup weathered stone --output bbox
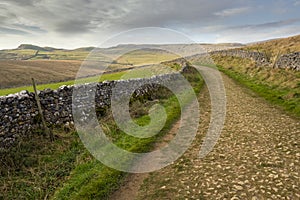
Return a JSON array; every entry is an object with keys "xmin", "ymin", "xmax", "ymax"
[
  {"xmin": 0, "ymin": 67, "xmax": 188, "ymax": 148},
  {"xmin": 233, "ymin": 185, "xmax": 243, "ymax": 191},
  {"xmin": 193, "ymin": 50, "xmax": 300, "ymax": 71},
  {"xmin": 275, "ymin": 52, "xmax": 300, "ymax": 71}
]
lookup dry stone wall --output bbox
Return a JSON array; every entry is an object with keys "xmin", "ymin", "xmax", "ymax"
[
  {"xmin": 202, "ymin": 50, "xmax": 300, "ymax": 71},
  {"xmin": 0, "ymin": 71, "xmax": 184, "ymax": 149},
  {"xmin": 210, "ymin": 50, "xmax": 270, "ymax": 66},
  {"xmin": 275, "ymin": 52, "xmax": 300, "ymax": 71}
]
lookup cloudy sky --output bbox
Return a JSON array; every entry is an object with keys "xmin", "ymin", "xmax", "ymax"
[{"xmin": 0, "ymin": 0, "xmax": 300, "ymax": 49}]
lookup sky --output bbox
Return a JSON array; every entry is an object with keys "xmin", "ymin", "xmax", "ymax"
[{"xmin": 0, "ymin": 0, "xmax": 300, "ymax": 49}]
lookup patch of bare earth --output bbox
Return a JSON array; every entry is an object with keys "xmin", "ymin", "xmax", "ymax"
[{"xmin": 111, "ymin": 73, "xmax": 300, "ymax": 200}]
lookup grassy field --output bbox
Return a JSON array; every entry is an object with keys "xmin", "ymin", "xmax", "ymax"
[
  {"xmin": 0, "ymin": 62, "xmax": 185, "ymax": 96},
  {"xmin": 0, "ymin": 46, "xmax": 180, "ymax": 63},
  {"xmin": 0, "ymin": 71, "xmax": 128, "ymax": 96},
  {"xmin": 1, "ymin": 48, "xmax": 94, "ymax": 61},
  {"xmin": 0, "ymin": 47, "xmax": 180, "ymax": 91},
  {"xmin": 116, "ymin": 49, "xmax": 179, "ymax": 66},
  {"xmin": 0, "ymin": 42, "xmax": 243, "ymax": 91},
  {"xmin": 0, "ymin": 66, "xmax": 203, "ymax": 199}
]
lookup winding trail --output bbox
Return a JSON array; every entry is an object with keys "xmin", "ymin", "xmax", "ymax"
[{"xmin": 111, "ymin": 70, "xmax": 300, "ymax": 199}]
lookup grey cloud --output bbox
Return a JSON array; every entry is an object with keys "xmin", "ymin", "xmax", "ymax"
[
  {"xmin": 198, "ymin": 18, "xmax": 300, "ymax": 33},
  {"xmin": 1, "ymin": 0, "xmax": 299, "ymax": 48},
  {"xmin": 214, "ymin": 7, "xmax": 250, "ymax": 17},
  {"xmin": 55, "ymin": 20, "xmax": 96, "ymax": 34},
  {"xmin": 0, "ymin": 26, "xmax": 29, "ymax": 35},
  {"xmin": 212, "ymin": 18, "xmax": 300, "ymax": 43},
  {"xmin": 191, "ymin": 18, "xmax": 300, "ymax": 44},
  {"xmin": 228, "ymin": 18, "xmax": 300, "ymax": 31},
  {"xmin": 0, "ymin": 0, "xmax": 247, "ymax": 35},
  {"xmin": 294, "ymin": 1, "xmax": 300, "ymax": 6},
  {"xmin": 254, "ymin": 19, "xmax": 300, "ymax": 28},
  {"xmin": 1, "ymin": 0, "xmax": 138, "ymax": 34},
  {"xmin": 13, "ymin": 24, "xmax": 46, "ymax": 33},
  {"xmin": 2, "ymin": 0, "xmax": 42, "ymax": 7},
  {"xmin": 0, "ymin": 6, "xmax": 18, "ymax": 24},
  {"xmin": 115, "ymin": 0, "xmax": 239, "ymax": 28},
  {"xmin": 215, "ymin": 25, "xmax": 300, "ymax": 44}
]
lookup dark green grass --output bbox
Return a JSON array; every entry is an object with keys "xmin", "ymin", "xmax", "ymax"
[{"xmin": 0, "ymin": 131, "xmax": 85, "ymax": 199}]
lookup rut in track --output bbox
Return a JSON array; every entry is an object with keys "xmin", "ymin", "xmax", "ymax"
[{"xmin": 111, "ymin": 73, "xmax": 300, "ymax": 200}]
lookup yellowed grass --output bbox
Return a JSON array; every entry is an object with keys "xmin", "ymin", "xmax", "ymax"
[
  {"xmin": 210, "ymin": 55, "xmax": 300, "ymax": 89},
  {"xmin": 242, "ymin": 34, "xmax": 300, "ymax": 60}
]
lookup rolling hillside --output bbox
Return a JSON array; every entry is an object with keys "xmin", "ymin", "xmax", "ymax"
[
  {"xmin": 242, "ymin": 34, "xmax": 300, "ymax": 61},
  {"xmin": 0, "ymin": 43, "xmax": 242, "ymax": 89}
]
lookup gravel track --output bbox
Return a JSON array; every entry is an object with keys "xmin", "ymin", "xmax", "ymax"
[{"xmin": 113, "ymin": 73, "xmax": 300, "ymax": 200}]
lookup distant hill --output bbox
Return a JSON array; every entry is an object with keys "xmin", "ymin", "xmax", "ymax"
[
  {"xmin": 17, "ymin": 44, "xmax": 62, "ymax": 52},
  {"xmin": 99, "ymin": 43, "xmax": 244, "ymax": 57},
  {"xmin": 6, "ymin": 35, "xmax": 299, "ymax": 55},
  {"xmin": 4, "ymin": 42, "xmax": 244, "ymax": 54},
  {"xmin": 73, "ymin": 47, "xmax": 95, "ymax": 51}
]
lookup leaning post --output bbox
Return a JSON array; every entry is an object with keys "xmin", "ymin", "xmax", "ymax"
[{"xmin": 31, "ymin": 78, "xmax": 54, "ymax": 141}]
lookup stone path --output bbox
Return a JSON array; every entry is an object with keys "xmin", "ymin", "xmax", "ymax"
[{"xmin": 112, "ymin": 72, "xmax": 300, "ymax": 200}]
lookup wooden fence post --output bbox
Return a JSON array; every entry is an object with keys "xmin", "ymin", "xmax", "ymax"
[{"xmin": 32, "ymin": 78, "xmax": 54, "ymax": 141}]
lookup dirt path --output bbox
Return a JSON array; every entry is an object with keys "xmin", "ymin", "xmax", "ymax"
[{"xmin": 111, "ymin": 73, "xmax": 300, "ymax": 200}]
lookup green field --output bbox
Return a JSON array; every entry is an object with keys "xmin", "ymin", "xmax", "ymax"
[
  {"xmin": 0, "ymin": 62, "xmax": 183, "ymax": 97},
  {"xmin": 0, "ymin": 71, "xmax": 127, "ymax": 96}
]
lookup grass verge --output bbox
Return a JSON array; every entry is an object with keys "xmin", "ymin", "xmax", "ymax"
[
  {"xmin": 217, "ymin": 65, "xmax": 300, "ymax": 117},
  {"xmin": 195, "ymin": 54, "xmax": 300, "ymax": 117}
]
